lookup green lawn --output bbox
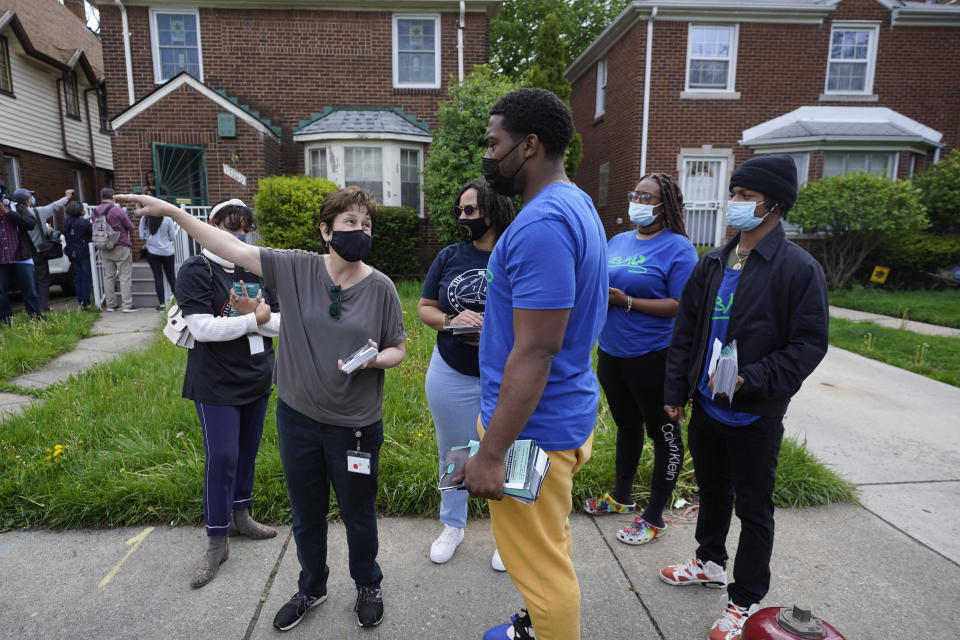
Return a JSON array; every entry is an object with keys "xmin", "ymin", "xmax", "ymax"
[
  {"xmin": 829, "ymin": 317, "xmax": 960, "ymax": 388},
  {"xmin": 0, "ymin": 281, "xmax": 855, "ymax": 531},
  {"xmin": 830, "ymin": 287, "xmax": 960, "ymax": 329},
  {"xmin": 0, "ymin": 310, "xmax": 100, "ymax": 383}
]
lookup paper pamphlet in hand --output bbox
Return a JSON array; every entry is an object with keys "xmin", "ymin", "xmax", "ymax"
[
  {"xmin": 711, "ymin": 339, "xmax": 739, "ymax": 405},
  {"xmin": 341, "ymin": 343, "xmax": 378, "ymax": 373},
  {"xmin": 438, "ymin": 439, "xmax": 551, "ymax": 504}
]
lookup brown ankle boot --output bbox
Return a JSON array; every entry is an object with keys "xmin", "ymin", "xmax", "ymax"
[
  {"xmin": 229, "ymin": 508, "xmax": 277, "ymax": 540},
  {"xmin": 190, "ymin": 536, "xmax": 229, "ymax": 589}
]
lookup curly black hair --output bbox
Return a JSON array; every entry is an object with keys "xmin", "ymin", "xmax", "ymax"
[
  {"xmin": 210, "ymin": 197, "xmax": 255, "ymax": 232},
  {"xmin": 454, "ymin": 179, "xmax": 516, "ymax": 239},
  {"xmin": 489, "ymin": 88, "xmax": 574, "ymax": 159}
]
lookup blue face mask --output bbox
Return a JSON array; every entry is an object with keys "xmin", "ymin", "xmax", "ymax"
[
  {"xmin": 725, "ymin": 201, "xmax": 769, "ymax": 231},
  {"xmin": 628, "ymin": 202, "xmax": 661, "ymax": 227},
  {"xmin": 233, "ymin": 232, "xmax": 248, "ymax": 243}
]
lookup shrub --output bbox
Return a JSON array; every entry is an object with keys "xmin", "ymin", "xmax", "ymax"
[
  {"xmin": 423, "ymin": 65, "xmax": 520, "ymax": 246},
  {"xmin": 913, "ymin": 149, "xmax": 960, "ymax": 234},
  {"xmin": 367, "ymin": 206, "xmax": 421, "ymax": 277},
  {"xmin": 253, "ymin": 175, "xmax": 339, "ymax": 252},
  {"xmin": 791, "ymin": 172, "xmax": 928, "ymax": 289}
]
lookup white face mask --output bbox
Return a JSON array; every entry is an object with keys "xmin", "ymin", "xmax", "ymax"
[{"xmin": 628, "ymin": 202, "xmax": 661, "ymax": 227}]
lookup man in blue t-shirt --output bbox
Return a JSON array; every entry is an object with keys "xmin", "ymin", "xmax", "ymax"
[{"xmin": 459, "ymin": 89, "xmax": 607, "ymax": 640}]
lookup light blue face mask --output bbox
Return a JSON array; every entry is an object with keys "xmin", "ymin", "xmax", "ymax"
[
  {"xmin": 233, "ymin": 232, "xmax": 248, "ymax": 243},
  {"xmin": 628, "ymin": 202, "xmax": 661, "ymax": 227},
  {"xmin": 725, "ymin": 201, "xmax": 770, "ymax": 231}
]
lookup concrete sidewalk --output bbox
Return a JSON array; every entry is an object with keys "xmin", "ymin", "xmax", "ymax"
[{"xmin": 830, "ymin": 304, "xmax": 960, "ymax": 338}]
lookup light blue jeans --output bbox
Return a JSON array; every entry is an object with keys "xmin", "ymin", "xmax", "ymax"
[{"xmin": 425, "ymin": 346, "xmax": 481, "ymax": 529}]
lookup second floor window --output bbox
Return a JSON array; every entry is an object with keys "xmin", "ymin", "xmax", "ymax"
[
  {"xmin": 825, "ymin": 24, "xmax": 878, "ymax": 94},
  {"xmin": 595, "ymin": 59, "xmax": 607, "ymax": 117},
  {"xmin": 64, "ymin": 71, "xmax": 80, "ymax": 118},
  {"xmin": 686, "ymin": 25, "xmax": 738, "ymax": 92},
  {"xmin": 0, "ymin": 36, "xmax": 12, "ymax": 94},
  {"xmin": 151, "ymin": 9, "xmax": 203, "ymax": 84},
  {"xmin": 393, "ymin": 15, "xmax": 441, "ymax": 89}
]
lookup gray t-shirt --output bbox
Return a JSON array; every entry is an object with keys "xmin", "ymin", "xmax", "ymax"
[{"xmin": 260, "ymin": 248, "xmax": 406, "ymax": 427}]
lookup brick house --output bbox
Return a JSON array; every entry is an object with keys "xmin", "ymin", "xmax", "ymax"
[
  {"xmin": 95, "ymin": 0, "xmax": 499, "ymax": 236},
  {"xmin": 0, "ymin": 0, "xmax": 113, "ymax": 209},
  {"xmin": 565, "ymin": 0, "xmax": 960, "ymax": 245}
]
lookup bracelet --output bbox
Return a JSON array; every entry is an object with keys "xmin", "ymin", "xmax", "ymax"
[
  {"xmin": 625, "ymin": 296, "xmax": 633, "ymax": 315},
  {"xmin": 442, "ymin": 313, "xmax": 453, "ymax": 328}
]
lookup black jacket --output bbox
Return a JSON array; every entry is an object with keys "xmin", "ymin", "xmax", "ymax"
[
  {"xmin": 5, "ymin": 203, "xmax": 38, "ymax": 260},
  {"xmin": 664, "ymin": 224, "xmax": 829, "ymax": 418}
]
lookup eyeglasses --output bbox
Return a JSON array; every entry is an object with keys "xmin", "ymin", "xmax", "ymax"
[
  {"xmin": 328, "ymin": 283, "xmax": 341, "ymax": 318},
  {"xmin": 628, "ymin": 192, "xmax": 659, "ymax": 204},
  {"xmin": 454, "ymin": 204, "xmax": 481, "ymax": 217}
]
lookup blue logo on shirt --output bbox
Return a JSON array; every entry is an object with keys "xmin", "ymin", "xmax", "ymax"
[
  {"xmin": 712, "ymin": 293, "xmax": 734, "ymax": 320},
  {"xmin": 609, "ymin": 253, "xmax": 648, "ymax": 274}
]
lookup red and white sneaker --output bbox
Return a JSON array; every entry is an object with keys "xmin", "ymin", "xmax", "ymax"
[
  {"xmin": 659, "ymin": 557, "xmax": 727, "ymax": 588},
  {"xmin": 708, "ymin": 601, "xmax": 759, "ymax": 640}
]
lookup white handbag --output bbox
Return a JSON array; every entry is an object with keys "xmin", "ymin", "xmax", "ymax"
[{"xmin": 163, "ymin": 305, "xmax": 195, "ymax": 349}]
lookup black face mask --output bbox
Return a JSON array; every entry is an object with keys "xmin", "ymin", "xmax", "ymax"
[
  {"xmin": 457, "ymin": 217, "xmax": 490, "ymax": 242},
  {"xmin": 481, "ymin": 138, "xmax": 528, "ymax": 197},
  {"xmin": 329, "ymin": 229, "xmax": 371, "ymax": 262}
]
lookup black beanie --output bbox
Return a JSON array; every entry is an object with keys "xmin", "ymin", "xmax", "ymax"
[{"xmin": 729, "ymin": 154, "xmax": 798, "ymax": 208}]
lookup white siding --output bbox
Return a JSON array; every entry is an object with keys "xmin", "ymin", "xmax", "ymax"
[{"xmin": 0, "ymin": 33, "xmax": 113, "ymax": 170}]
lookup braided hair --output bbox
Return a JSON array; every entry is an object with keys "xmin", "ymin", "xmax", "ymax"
[{"xmin": 639, "ymin": 173, "xmax": 687, "ymax": 238}]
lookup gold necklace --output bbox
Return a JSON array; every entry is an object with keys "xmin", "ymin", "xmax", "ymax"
[{"xmin": 732, "ymin": 244, "xmax": 749, "ymax": 271}]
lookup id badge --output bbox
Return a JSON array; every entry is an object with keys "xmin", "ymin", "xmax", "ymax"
[{"xmin": 347, "ymin": 450, "xmax": 371, "ymax": 475}]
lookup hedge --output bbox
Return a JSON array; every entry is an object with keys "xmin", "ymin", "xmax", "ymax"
[
  {"xmin": 367, "ymin": 205, "xmax": 421, "ymax": 278},
  {"xmin": 253, "ymin": 175, "xmax": 339, "ymax": 252}
]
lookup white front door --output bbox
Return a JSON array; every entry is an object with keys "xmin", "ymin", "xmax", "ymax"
[{"xmin": 681, "ymin": 157, "xmax": 727, "ymax": 247}]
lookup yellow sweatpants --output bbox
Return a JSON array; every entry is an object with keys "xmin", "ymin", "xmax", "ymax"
[{"xmin": 479, "ymin": 419, "xmax": 593, "ymax": 640}]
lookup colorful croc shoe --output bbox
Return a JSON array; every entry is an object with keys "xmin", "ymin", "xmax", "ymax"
[
  {"xmin": 616, "ymin": 516, "xmax": 665, "ymax": 545},
  {"xmin": 583, "ymin": 492, "xmax": 636, "ymax": 515}
]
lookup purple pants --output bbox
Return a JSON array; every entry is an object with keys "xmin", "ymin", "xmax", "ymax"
[{"xmin": 195, "ymin": 396, "xmax": 270, "ymax": 536}]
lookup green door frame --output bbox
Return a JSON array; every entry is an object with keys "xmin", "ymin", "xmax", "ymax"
[{"xmin": 151, "ymin": 142, "xmax": 209, "ymax": 206}]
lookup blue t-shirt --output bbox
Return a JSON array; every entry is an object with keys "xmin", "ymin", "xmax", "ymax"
[
  {"xmin": 696, "ymin": 266, "xmax": 760, "ymax": 426},
  {"xmin": 478, "ymin": 182, "xmax": 608, "ymax": 451},
  {"xmin": 421, "ymin": 242, "xmax": 492, "ymax": 377},
  {"xmin": 599, "ymin": 229, "xmax": 698, "ymax": 358}
]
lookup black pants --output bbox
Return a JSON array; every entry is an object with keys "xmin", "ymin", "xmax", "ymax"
[
  {"xmin": 34, "ymin": 257, "xmax": 50, "ymax": 311},
  {"xmin": 276, "ymin": 399, "xmax": 383, "ymax": 597},
  {"xmin": 597, "ymin": 348, "xmax": 683, "ymax": 526},
  {"xmin": 145, "ymin": 251, "xmax": 176, "ymax": 305},
  {"xmin": 688, "ymin": 399, "xmax": 784, "ymax": 607}
]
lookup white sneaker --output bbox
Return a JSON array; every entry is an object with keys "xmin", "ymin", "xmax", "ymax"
[
  {"xmin": 429, "ymin": 524, "xmax": 464, "ymax": 563},
  {"xmin": 491, "ymin": 548, "xmax": 506, "ymax": 572}
]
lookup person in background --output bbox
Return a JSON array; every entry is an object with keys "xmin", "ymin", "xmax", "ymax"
[
  {"xmin": 175, "ymin": 198, "xmax": 281, "ymax": 589},
  {"xmin": 95, "ymin": 188, "xmax": 136, "ymax": 312},
  {"xmin": 460, "ymin": 88, "xmax": 608, "ymax": 640},
  {"xmin": 118, "ymin": 186, "xmax": 406, "ymax": 631},
  {"xmin": 62, "ymin": 201, "xmax": 93, "ymax": 310},
  {"xmin": 659, "ymin": 154, "xmax": 829, "ymax": 640},
  {"xmin": 0, "ymin": 188, "xmax": 43, "ymax": 323},
  {"xmin": 11, "ymin": 187, "xmax": 72, "ymax": 312},
  {"xmin": 417, "ymin": 179, "xmax": 515, "ymax": 569},
  {"xmin": 583, "ymin": 173, "xmax": 698, "ymax": 547},
  {"xmin": 139, "ymin": 213, "xmax": 179, "ymax": 310}
]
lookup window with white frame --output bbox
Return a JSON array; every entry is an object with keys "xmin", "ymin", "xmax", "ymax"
[
  {"xmin": 782, "ymin": 153, "xmax": 808, "ymax": 235},
  {"xmin": 598, "ymin": 162, "xmax": 610, "ymax": 206},
  {"xmin": 3, "ymin": 155, "xmax": 20, "ymax": 190},
  {"xmin": 823, "ymin": 151, "xmax": 894, "ymax": 178},
  {"xmin": 308, "ymin": 148, "xmax": 328, "ymax": 179},
  {"xmin": 151, "ymin": 8, "xmax": 203, "ymax": 84},
  {"xmin": 686, "ymin": 25, "xmax": 738, "ymax": 92},
  {"xmin": 0, "ymin": 36, "xmax": 13, "ymax": 94},
  {"xmin": 344, "ymin": 147, "xmax": 384, "ymax": 203},
  {"xmin": 400, "ymin": 149, "xmax": 420, "ymax": 211},
  {"xmin": 595, "ymin": 58, "xmax": 607, "ymax": 117},
  {"xmin": 825, "ymin": 24, "xmax": 878, "ymax": 95},
  {"xmin": 393, "ymin": 15, "xmax": 441, "ymax": 89}
]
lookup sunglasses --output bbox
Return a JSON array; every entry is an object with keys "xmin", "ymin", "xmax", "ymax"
[
  {"xmin": 454, "ymin": 204, "xmax": 481, "ymax": 216},
  {"xmin": 328, "ymin": 283, "xmax": 341, "ymax": 318}
]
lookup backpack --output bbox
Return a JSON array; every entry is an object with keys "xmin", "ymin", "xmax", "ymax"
[{"xmin": 91, "ymin": 207, "xmax": 121, "ymax": 250}]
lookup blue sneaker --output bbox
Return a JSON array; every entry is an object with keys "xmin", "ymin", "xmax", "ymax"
[{"xmin": 483, "ymin": 609, "xmax": 535, "ymax": 639}]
